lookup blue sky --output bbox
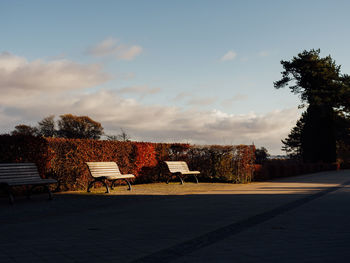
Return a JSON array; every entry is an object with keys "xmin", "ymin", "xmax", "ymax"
[{"xmin": 1, "ymin": 0, "xmax": 349, "ymax": 154}]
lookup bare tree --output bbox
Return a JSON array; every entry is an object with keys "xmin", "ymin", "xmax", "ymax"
[{"xmin": 107, "ymin": 128, "xmax": 131, "ymax": 142}]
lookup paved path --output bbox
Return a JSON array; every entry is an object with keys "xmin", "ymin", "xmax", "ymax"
[{"xmin": 0, "ymin": 170, "xmax": 350, "ymax": 262}]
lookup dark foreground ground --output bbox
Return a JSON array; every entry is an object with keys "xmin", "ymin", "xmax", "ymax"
[{"xmin": 1, "ymin": 170, "xmax": 350, "ymax": 262}]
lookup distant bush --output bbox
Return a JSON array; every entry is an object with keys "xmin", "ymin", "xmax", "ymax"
[{"xmin": 185, "ymin": 145, "xmax": 255, "ymax": 183}]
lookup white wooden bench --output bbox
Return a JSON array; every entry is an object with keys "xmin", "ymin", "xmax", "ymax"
[
  {"xmin": 165, "ymin": 161, "xmax": 200, "ymax": 184},
  {"xmin": 86, "ymin": 162, "xmax": 135, "ymax": 193},
  {"xmin": 0, "ymin": 163, "xmax": 57, "ymax": 204}
]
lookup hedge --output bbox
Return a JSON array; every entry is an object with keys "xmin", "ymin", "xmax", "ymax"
[
  {"xmin": 0, "ymin": 135, "xmax": 255, "ymax": 191},
  {"xmin": 253, "ymin": 159, "xmax": 339, "ymax": 181}
]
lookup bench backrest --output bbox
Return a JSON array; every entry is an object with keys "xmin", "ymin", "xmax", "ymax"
[
  {"xmin": 0, "ymin": 163, "xmax": 41, "ymax": 183},
  {"xmin": 86, "ymin": 162, "xmax": 122, "ymax": 178},
  {"xmin": 165, "ymin": 161, "xmax": 190, "ymax": 173}
]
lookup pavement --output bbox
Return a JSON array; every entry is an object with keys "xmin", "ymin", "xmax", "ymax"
[{"xmin": 1, "ymin": 169, "xmax": 350, "ymax": 262}]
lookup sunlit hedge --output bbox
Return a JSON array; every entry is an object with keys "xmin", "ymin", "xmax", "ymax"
[{"xmin": 0, "ymin": 135, "xmax": 255, "ymax": 191}]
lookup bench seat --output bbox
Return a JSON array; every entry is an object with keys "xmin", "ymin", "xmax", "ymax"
[
  {"xmin": 86, "ymin": 162, "xmax": 135, "ymax": 193},
  {"xmin": 104, "ymin": 174, "xmax": 135, "ymax": 180},
  {"xmin": 165, "ymin": 161, "xmax": 200, "ymax": 184},
  {"xmin": 3, "ymin": 178, "xmax": 57, "ymax": 186},
  {"xmin": 0, "ymin": 163, "xmax": 57, "ymax": 204}
]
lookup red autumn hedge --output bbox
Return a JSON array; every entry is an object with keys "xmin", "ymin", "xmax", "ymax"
[{"xmin": 0, "ymin": 135, "xmax": 255, "ymax": 191}]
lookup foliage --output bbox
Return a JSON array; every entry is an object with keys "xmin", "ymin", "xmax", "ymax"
[
  {"xmin": 9, "ymin": 114, "xmax": 104, "ymax": 140},
  {"xmin": 234, "ymin": 145, "xmax": 256, "ymax": 183},
  {"xmin": 275, "ymin": 49, "xmax": 350, "ymax": 162},
  {"xmin": 0, "ymin": 135, "xmax": 52, "ymax": 177},
  {"xmin": 11, "ymin": 124, "xmax": 38, "ymax": 136},
  {"xmin": 274, "ymin": 49, "xmax": 344, "ymax": 107},
  {"xmin": 37, "ymin": 115, "xmax": 56, "ymax": 137},
  {"xmin": 57, "ymin": 114, "xmax": 104, "ymax": 139},
  {"xmin": 186, "ymin": 145, "xmax": 255, "ymax": 183},
  {"xmin": 46, "ymin": 138, "xmax": 135, "ymax": 190},
  {"xmin": 281, "ymin": 112, "xmax": 305, "ymax": 158},
  {"xmin": 255, "ymin": 147, "xmax": 270, "ymax": 164}
]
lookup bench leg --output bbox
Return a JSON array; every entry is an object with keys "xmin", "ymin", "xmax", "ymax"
[
  {"xmin": 27, "ymin": 185, "xmax": 53, "ymax": 200},
  {"xmin": 124, "ymin": 179, "xmax": 132, "ymax": 191},
  {"xmin": 103, "ymin": 180, "xmax": 110, "ymax": 193},
  {"xmin": 110, "ymin": 180, "xmax": 116, "ymax": 190},
  {"xmin": 27, "ymin": 185, "xmax": 36, "ymax": 200},
  {"xmin": 0, "ymin": 184, "xmax": 14, "ymax": 204},
  {"xmin": 26, "ymin": 185, "xmax": 31, "ymax": 199},
  {"xmin": 183, "ymin": 174, "xmax": 199, "ymax": 184},
  {"xmin": 166, "ymin": 173, "xmax": 184, "ymax": 185},
  {"xmin": 178, "ymin": 173, "xmax": 184, "ymax": 185},
  {"xmin": 87, "ymin": 179, "xmax": 110, "ymax": 194},
  {"xmin": 6, "ymin": 186, "xmax": 14, "ymax": 204},
  {"xmin": 87, "ymin": 180, "xmax": 95, "ymax": 193},
  {"xmin": 44, "ymin": 185, "xmax": 53, "ymax": 200},
  {"xmin": 111, "ymin": 179, "xmax": 132, "ymax": 191}
]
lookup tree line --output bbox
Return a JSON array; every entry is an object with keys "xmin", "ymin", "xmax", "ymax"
[{"xmin": 9, "ymin": 114, "xmax": 130, "ymax": 141}]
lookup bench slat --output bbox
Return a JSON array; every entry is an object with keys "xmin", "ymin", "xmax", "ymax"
[
  {"xmin": 86, "ymin": 162, "xmax": 135, "ymax": 193},
  {"xmin": 165, "ymin": 161, "xmax": 192, "ymax": 173},
  {"xmin": 105, "ymin": 174, "xmax": 135, "ymax": 179},
  {"xmin": 5, "ymin": 179, "xmax": 57, "ymax": 186},
  {"xmin": 0, "ymin": 163, "xmax": 38, "ymax": 168},
  {"xmin": 0, "ymin": 170, "xmax": 39, "ymax": 174},
  {"xmin": 0, "ymin": 171, "xmax": 40, "ymax": 176},
  {"xmin": 165, "ymin": 161, "xmax": 200, "ymax": 184},
  {"xmin": 86, "ymin": 162, "xmax": 135, "ymax": 179},
  {"xmin": 0, "ymin": 176, "xmax": 40, "ymax": 180}
]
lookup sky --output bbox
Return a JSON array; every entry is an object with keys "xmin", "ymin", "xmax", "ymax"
[{"xmin": 1, "ymin": 0, "xmax": 350, "ymax": 154}]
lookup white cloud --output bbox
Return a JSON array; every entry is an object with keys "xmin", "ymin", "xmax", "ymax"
[
  {"xmin": 117, "ymin": 85, "xmax": 161, "ymax": 95},
  {"xmin": 220, "ymin": 50, "xmax": 237, "ymax": 61},
  {"xmin": 222, "ymin": 94, "xmax": 248, "ymax": 107},
  {"xmin": 116, "ymin": 72, "xmax": 135, "ymax": 80},
  {"xmin": 172, "ymin": 92, "xmax": 216, "ymax": 106},
  {"xmin": 0, "ymin": 52, "xmax": 110, "ymax": 95},
  {"xmin": 188, "ymin": 97, "xmax": 217, "ymax": 106},
  {"xmin": 117, "ymin": 45, "xmax": 143, "ymax": 60},
  {"xmin": 87, "ymin": 38, "xmax": 143, "ymax": 61},
  {"xmin": 259, "ymin": 50, "xmax": 269, "ymax": 57},
  {"xmin": 172, "ymin": 92, "xmax": 193, "ymax": 101}
]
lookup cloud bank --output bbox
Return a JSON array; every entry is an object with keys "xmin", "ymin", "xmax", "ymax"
[
  {"xmin": 0, "ymin": 52, "xmax": 300, "ymax": 154},
  {"xmin": 0, "ymin": 52, "xmax": 110, "ymax": 95}
]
